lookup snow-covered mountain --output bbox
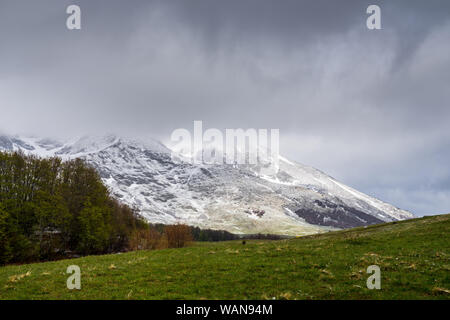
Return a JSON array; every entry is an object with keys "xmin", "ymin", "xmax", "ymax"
[{"xmin": 0, "ymin": 134, "xmax": 414, "ymax": 236}]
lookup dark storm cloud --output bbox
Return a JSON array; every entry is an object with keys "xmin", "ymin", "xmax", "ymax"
[{"xmin": 0, "ymin": 0, "xmax": 449, "ymax": 215}]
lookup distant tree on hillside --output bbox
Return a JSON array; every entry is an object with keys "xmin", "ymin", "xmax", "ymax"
[{"xmin": 164, "ymin": 224, "xmax": 193, "ymax": 248}]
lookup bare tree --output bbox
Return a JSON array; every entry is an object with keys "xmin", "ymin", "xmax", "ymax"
[{"xmin": 164, "ymin": 224, "xmax": 193, "ymax": 248}]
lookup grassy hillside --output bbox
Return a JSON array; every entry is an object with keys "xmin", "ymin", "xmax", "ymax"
[{"xmin": 0, "ymin": 214, "xmax": 449, "ymax": 300}]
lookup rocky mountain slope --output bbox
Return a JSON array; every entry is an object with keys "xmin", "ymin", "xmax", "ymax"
[{"xmin": 0, "ymin": 134, "xmax": 414, "ymax": 235}]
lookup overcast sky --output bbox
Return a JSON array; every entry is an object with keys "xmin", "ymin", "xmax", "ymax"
[{"xmin": 0, "ymin": 0, "xmax": 449, "ymax": 216}]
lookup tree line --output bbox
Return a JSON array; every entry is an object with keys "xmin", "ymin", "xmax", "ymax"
[{"xmin": 0, "ymin": 152, "xmax": 194, "ymax": 265}]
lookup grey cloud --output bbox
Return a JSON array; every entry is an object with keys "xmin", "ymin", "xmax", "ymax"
[{"xmin": 0, "ymin": 0, "xmax": 449, "ymax": 215}]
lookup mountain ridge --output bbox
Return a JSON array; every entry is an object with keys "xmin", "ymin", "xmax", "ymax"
[{"xmin": 0, "ymin": 134, "xmax": 414, "ymax": 236}]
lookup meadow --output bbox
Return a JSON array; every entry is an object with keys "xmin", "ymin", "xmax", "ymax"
[{"xmin": 0, "ymin": 214, "xmax": 449, "ymax": 300}]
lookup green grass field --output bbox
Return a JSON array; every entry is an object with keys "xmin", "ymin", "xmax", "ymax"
[{"xmin": 1, "ymin": 214, "xmax": 449, "ymax": 300}]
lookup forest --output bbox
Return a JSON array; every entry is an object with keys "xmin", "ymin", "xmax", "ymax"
[{"xmin": 0, "ymin": 151, "xmax": 151, "ymax": 265}]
